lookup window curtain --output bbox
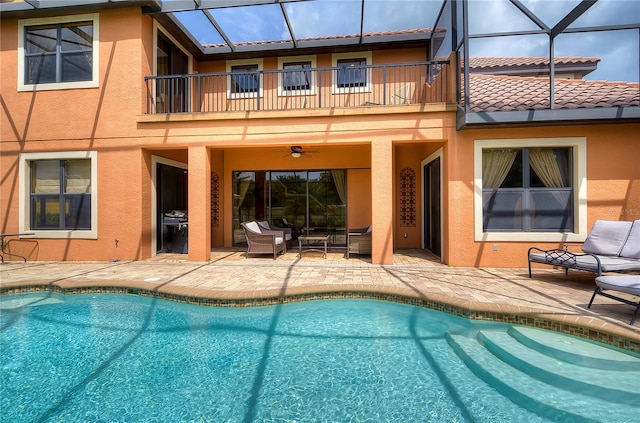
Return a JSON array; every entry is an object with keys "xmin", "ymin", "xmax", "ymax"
[
  {"xmin": 236, "ymin": 175, "xmax": 251, "ymax": 210},
  {"xmin": 529, "ymin": 148, "xmax": 570, "ymax": 206},
  {"xmin": 33, "ymin": 160, "xmax": 60, "ymax": 194},
  {"xmin": 482, "ymin": 149, "xmax": 517, "ymax": 189},
  {"xmin": 331, "ymin": 170, "xmax": 346, "ymax": 205},
  {"xmin": 529, "ymin": 148, "xmax": 567, "ymax": 188},
  {"xmin": 64, "ymin": 160, "xmax": 91, "ymax": 193}
]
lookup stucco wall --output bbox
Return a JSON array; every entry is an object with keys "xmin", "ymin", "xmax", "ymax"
[
  {"xmin": 446, "ymin": 123, "xmax": 640, "ymax": 268},
  {"xmin": 1, "ymin": 9, "xmax": 150, "ymax": 260}
]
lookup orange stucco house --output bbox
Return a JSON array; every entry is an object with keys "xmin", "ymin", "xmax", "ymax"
[{"xmin": 1, "ymin": 0, "xmax": 638, "ymax": 266}]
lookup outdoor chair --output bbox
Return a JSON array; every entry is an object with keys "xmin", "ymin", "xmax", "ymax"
[
  {"xmin": 588, "ymin": 275, "xmax": 640, "ymax": 325},
  {"xmin": 241, "ymin": 221, "xmax": 286, "ymax": 259},
  {"xmin": 347, "ymin": 226, "xmax": 372, "ymax": 258},
  {"xmin": 257, "ymin": 221, "xmax": 292, "ymax": 243},
  {"xmin": 528, "ymin": 220, "xmax": 640, "ymax": 277}
]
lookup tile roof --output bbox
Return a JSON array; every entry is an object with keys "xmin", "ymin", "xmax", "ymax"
[
  {"xmin": 468, "ymin": 74, "xmax": 640, "ymax": 112},
  {"xmin": 203, "ymin": 28, "xmax": 434, "ymax": 48},
  {"xmin": 468, "ymin": 56, "xmax": 601, "ymax": 70}
]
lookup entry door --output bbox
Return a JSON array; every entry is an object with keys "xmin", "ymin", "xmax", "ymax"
[{"xmin": 423, "ymin": 157, "xmax": 441, "ymax": 256}]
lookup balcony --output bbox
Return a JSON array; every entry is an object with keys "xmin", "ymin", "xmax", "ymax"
[{"xmin": 144, "ymin": 61, "xmax": 452, "ymax": 115}]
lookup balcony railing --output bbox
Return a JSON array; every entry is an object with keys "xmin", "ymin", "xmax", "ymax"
[{"xmin": 144, "ymin": 61, "xmax": 451, "ymax": 115}]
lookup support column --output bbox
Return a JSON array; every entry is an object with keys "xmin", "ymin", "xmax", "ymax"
[
  {"xmin": 371, "ymin": 139, "xmax": 394, "ymax": 264},
  {"xmin": 188, "ymin": 146, "xmax": 211, "ymax": 261}
]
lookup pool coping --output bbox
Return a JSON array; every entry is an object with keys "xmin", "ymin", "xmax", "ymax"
[{"xmin": 2, "ymin": 279, "xmax": 639, "ymax": 354}]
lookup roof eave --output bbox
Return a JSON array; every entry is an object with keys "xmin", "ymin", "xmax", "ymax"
[{"xmin": 457, "ymin": 106, "xmax": 640, "ymax": 130}]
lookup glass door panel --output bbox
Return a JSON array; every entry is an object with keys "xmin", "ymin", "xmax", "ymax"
[
  {"xmin": 233, "ymin": 171, "xmax": 256, "ymax": 244},
  {"xmin": 233, "ymin": 170, "xmax": 347, "ymax": 247}
]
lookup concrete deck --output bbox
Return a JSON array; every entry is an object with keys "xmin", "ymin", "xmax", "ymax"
[{"xmin": 1, "ymin": 249, "xmax": 639, "ymax": 351}]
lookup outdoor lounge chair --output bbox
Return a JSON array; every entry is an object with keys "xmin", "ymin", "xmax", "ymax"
[
  {"xmin": 241, "ymin": 221, "xmax": 286, "ymax": 259},
  {"xmin": 527, "ymin": 220, "xmax": 640, "ymax": 277},
  {"xmin": 257, "ymin": 221, "xmax": 292, "ymax": 243},
  {"xmin": 347, "ymin": 226, "xmax": 372, "ymax": 258},
  {"xmin": 588, "ymin": 275, "xmax": 640, "ymax": 325}
]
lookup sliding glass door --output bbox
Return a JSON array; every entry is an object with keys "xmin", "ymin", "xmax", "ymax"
[{"xmin": 233, "ymin": 170, "xmax": 346, "ymax": 245}]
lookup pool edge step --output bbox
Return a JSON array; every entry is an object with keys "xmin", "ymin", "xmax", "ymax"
[
  {"xmin": 508, "ymin": 326, "xmax": 640, "ymax": 371},
  {"xmin": 446, "ymin": 333, "xmax": 639, "ymax": 423},
  {"xmin": 478, "ymin": 330, "xmax": 640, "ymax": 405}
]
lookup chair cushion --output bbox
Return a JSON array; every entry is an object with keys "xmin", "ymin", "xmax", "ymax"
[
  {"xmin": 257, "ymin": 221, "xmax": 269, "ymax": 230},
  {"xmin": 582, "ymin": 220, "xmax": 633, "ymax": 256},
  {"xmin": 619, "ymin": 220, "xmax": 640, "ymax": 259},
  {"xmin": 595, "ymin": 275, "xmax": 640, "ymax": 296},
  {"xmin": 244, "ymin": 221, "xmax": 261, "ymax": 234}
]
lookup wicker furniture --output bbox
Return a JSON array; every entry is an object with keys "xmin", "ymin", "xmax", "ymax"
[
  {"xmin": 347, "ymin": 226, "xmax": 372, "ymax": 259},
  {"xmin": 257, "ymin": 221, "xmax": 292, "ymax": 242},
  {"xmin": 241, "ymin": 221, "xmax": 286, "ymax": 259}
]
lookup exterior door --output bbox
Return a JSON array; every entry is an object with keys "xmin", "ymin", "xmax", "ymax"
[
  {"xmin": 157, "ymin": 33, "xmax": 188, "ymax": 113},
  {"xmin": 423, "ymin": 157, "xmax": 441, "ymax": 256}
]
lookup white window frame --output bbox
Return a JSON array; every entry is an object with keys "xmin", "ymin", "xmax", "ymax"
[
  {"xmin": 18, "ymin": 13, "xmax": 100, "ymax": 92},
  {"xmin": 474, "ymin": 137, "xmax": 587, "ymax": 242},
  {"xmin": 152, "ymin": 21, "xmax": 194, "ymax": 113},
  {"xmin": 152, "ymin": 21, "xmax": 193, "ymax": 77},
  {"xmin": 332, "ymin": 51, "xmax": 372, "ymax": 94},
  {"xmin": 278, "ymin": 55, "xmax": 316, "ymax": 96},
  {"xmin": 19, "ymin": 151, "xmax": 98, "ymax": 239},
  {"xmin": 226, "ymin": 58, "xmax": 263, "ymax": 99}
]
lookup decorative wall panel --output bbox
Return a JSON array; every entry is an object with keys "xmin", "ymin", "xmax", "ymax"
[{"xmin": 400, "ymin": 167, "xmax": 416, "ymax": 227}]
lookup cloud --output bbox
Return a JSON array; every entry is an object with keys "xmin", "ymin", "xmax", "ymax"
[
  {"xmin": 212, "ymin": 4, "xmax": 288, "ymax": 42},
  {"xmin": 465, "ymin": 0, "xmax": 639, "ymax": 82},
  {"xmin": 285, "ymin": 1, "xmax": 361, "ymax": 38}
]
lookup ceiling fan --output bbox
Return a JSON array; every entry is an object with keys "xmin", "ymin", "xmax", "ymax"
[{"xmin": 286, "ymin": 145, "xmax": 317, "ymax": 158}]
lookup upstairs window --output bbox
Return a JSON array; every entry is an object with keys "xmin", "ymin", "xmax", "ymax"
[
  {"xmin": 231, "ymin": 64, "xmax": 260, "ymax": 94},
  {"xmin": 337, "ymin": 58, "xmax": 367, "ymax": 88},
  {"xmin": 282, "ymin": 61, "xmax": 312, "ymax": 91},
  {"xmin": 19, "ymin": 14, "xmax": 99, "ymax": 91},
  {"xmin": 332, "ymin": 52, "xmax": 371, "ymax": 93}
]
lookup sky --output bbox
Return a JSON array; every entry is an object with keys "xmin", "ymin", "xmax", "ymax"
[{"xmin": 173, "ymin": 0, "xmax": 640, "ymax": 82}]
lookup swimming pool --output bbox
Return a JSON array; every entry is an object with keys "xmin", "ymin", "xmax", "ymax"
[{"xmin": 1, "ymin": 293, "xmax": 638, "ymax": 422}]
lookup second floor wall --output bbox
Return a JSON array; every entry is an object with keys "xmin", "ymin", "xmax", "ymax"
[
  {"xmin": 1, "ymin": 8, "xmax": 157, "ymax": 144},
  {"xmin": 1, "ymin": 7, "xmax": 446, "ymax": 146}
]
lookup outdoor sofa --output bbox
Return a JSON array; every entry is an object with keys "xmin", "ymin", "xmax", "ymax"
[
  {"xmin": 347, "ymin": 226, "xmax": 372, "ymax": 258},
  {"xmin": 527, "ymin": 219, "xmax": 640, "ymax": 277},
  {"xmin": 241, "ymin": 221, "xmax": 287, "ymax": 259}
]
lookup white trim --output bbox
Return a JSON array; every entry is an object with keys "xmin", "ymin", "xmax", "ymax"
[
  {"xmin": 331, "ymin": 51, "xmax": 372, "ymax": 94},
  {"xmin": 18, "ymin": 13, "xmax": 99, "ymax": 92},
  {"xmin": 151, "ymin": 155, "xmax": 188, "ymax": 256},
  {"xmin": 226, "ymin": 58, "xmax": 264, "ymax": 99},
  {"xmin": 19, "ymin": 151, "xmax": 98, "ymax": 239},
  {"xmin": 152, "ymin": 21, "xmax": 193, "ymax": 113},
  {"xmin": 277, "ymin": 55, "xmax": 317, "ymax": 96},
  {"xmin": 421, "ymin": 148, "xmax": 443, "ymax": 261},
  {"xmin": 152, "ymin": 21, "xmax": 193, "ymax": 75},
  {"xmin": 473, "ymin": 137, "xmax": 588, "ymax": 242}
]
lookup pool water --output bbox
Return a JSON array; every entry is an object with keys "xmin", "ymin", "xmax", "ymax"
[{"xmin": 1, "ymin": 293, "xmax": 638, "ymax": 422}]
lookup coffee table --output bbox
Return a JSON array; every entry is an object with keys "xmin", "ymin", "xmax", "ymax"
[{"xmin": 297, "ymin": 234, "xmax": 331, "ymax": 258}]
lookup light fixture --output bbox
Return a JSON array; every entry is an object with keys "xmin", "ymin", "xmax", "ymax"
[{"xmin": 290, "ymin": 146, "xmax": 303, "ymax": 158}]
